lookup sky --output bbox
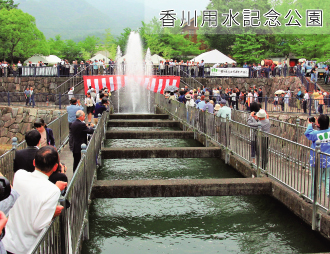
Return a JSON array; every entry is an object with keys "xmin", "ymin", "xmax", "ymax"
[{"xmin": 143, "ymin": 0, "xmax": 211, "ymax": 22}]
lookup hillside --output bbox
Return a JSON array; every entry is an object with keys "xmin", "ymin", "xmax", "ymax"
[{"xmin": 16, "ymin": 0, "xmax": 127, "ymax": 40}]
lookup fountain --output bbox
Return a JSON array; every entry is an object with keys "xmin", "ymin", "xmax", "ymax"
[
  {"xmin": 115, "ymin": 32, "xmax": 151, "ymax": 114},
  {"xmin": 115, "ymin": 46, "xmax": 122, "ymax": 113}
]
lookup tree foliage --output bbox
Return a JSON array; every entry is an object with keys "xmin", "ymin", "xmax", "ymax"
[
  {"xmin": 78, "ymin": 36, "xmax": 100, "ymax": 59},
  {"xmin": 0, "ymin": 0, "xmax": 18, "ymax": 10},
  {"xmin": 139, "ymin": 18, "xmax": 203, "ymax": 60},
  {"xmin": 0, "ymin": 8, "xmax": 48, "ymax": 63}
]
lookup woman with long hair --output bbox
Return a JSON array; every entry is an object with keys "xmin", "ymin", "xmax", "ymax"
[{"xmin": 85, "ymin": 92, "xmax": 95, "ymax": 124}]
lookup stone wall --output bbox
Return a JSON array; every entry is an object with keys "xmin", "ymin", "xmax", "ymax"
[
  {"xmin": 182, "ymin": 77, "xmax": 303, "ymax": 97},
  {"xmin": 0, "ymin": 77, "xmax": 79, "ymax": 94},
  {"xmin": 0, "ymin": 106, "xmax": 64, "ymax": 144}
]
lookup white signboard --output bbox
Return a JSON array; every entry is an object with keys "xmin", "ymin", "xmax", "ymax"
[{"xmin": 210, "ymin": 67, "xmax": 249, "ymax": 77}]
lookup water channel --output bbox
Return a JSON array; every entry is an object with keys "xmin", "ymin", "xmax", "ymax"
[{"xmin": 82, "ymin": 126, "xmax": 330, "ymax": 254}]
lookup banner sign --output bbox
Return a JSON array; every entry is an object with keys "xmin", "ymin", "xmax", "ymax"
[
  {"xmin": 210, "ymin": 68, "xmax": 249, "ymax": 77},
  {"xmin": 83, "ymin": 75, "xmax": 180, "ymax": 94}
]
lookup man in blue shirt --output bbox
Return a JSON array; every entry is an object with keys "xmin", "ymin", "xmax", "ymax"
[
  {"xmin": 305, "ymin": 114, "xmax": 330, "ymax": 198},
  {"xmin": 196, "ymin": 95, "xmax": 205, "ymax": 110},
  {"xmin": 202, "ymin": 99, "xmax": 214, "ymax": 113},
  {"xmin": 66, "ymin": 98, "xmax": 84, "ymax": 151}
]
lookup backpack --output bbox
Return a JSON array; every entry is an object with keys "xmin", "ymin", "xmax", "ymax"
[{"xmin": 300, "ymin": 93, "xmax": 304, "ymax": 98}]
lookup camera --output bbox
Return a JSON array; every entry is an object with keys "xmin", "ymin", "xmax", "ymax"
[
  {"xmin": 309, "ymin": 117, "xmax": 315, "ymax": 123},
  {"xmin": 0, "ymin": 177, "xmax": 11, "ymax": 202}
]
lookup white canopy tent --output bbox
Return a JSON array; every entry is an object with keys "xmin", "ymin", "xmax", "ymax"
[
  {"xmin": 191, "ymin": 49, "xmax": 236, "ymax": 64},
  {"xmin": 24, "ymin": 55, "xmax": 61, "ymax": 65},
  {"xmin": 90, "ymin": 53, "xmax": 110, "ymax": 62},
  {"xmin": 150, "ymin": 54, "xmax": 165, "ymax": 65}
]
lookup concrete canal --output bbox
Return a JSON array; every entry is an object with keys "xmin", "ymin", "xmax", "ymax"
[{"xmin": 82, "ymin": 114, "xmax": 330, "ymax": 253}]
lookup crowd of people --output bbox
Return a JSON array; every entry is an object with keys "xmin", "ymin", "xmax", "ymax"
[
  {"xmin": 1, "ymin": 57, "xmax": 329, "ymax": 84},
  {"xmin": 165, "ymin": 84, "xmax": 330, "ymax": 115}
]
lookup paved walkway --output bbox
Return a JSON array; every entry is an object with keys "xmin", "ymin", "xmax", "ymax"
[{"xmin": 59, "ymin": 143, "xmax": 74, "ymax": 182}]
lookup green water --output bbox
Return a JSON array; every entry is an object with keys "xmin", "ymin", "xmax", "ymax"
[
  {"xmin": 104, "ymin": 138, "xmax": 203, "ymax": 148},
  {"xmin": 98, "ymin": 158, "xmax": 242, "ymax": 181},
  {"xmin": 107, "ymin": 127, "xmax": 182, "ymax": 131},
  {"xmin": 82, "ymin": 196, "xmax": 330, "ymax": 254},
  {"xmin": 83, "ymin": 129, "xmax": 330, "ymax": 253}
]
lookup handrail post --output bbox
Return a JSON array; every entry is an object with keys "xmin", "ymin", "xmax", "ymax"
[
  {"xmin": 309, "ymin": 97, "xmax": 312, "ymax": 116},
  {"xmin": 59, "ymin": 93, "xmax": 61, "ymax": 109},
  {"xmin": 225, "ymin": 114, "xmax": 230, "ymax": 164},
  {"xmin": 12, "ymin": 137, "xmax": 18, "ymax": 161},
  {"xmin": 58, "ymin": 112, "xmax": 62, "ymax": 147},
  {"xmin": 265, "ymin": 96, "xmax": 268, "ymax": 112},
  {"xmin": 295, "ymin": 118, "xmax": 300, "ymax": 143},
  {"xmin": 256, "ymin": 122, "xmax": 262, "ymax": 177},
  {"xmin": 12, "ymin": 137, "xmax": 17, "ymax": 150},
  {"xmin": 312, "ymin": 140, "xmax": 321, "ymax": 231}
]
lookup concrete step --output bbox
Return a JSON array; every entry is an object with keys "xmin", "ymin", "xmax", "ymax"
[
  {"xmin": 91, "ymin": 178, "xmax": 272, "ymax": 198},
  {"xmin": 110, "ymin": 114, "xmax": 169, "ymax": 119},
  {"xmin": 101, "ymin": 147, "xmax": 221, "ymax": 159},
  {"xmin": 107, "ymin": 120, "xmax": 180, "ymax": 127},
  {"xmin": 106, "ymin": 131, "xmax": 194, "ymax": 139}
]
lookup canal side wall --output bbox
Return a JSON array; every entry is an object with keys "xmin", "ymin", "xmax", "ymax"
[
  {"xmin": 156, "ymin": 106, "xmax": 330, "ymax": 241},
  {"xmin": 0, "ymin": 106, "xmax": 64, "ymax": 144},
  {"xmin": 0, "ymin": 77, "xmax": 74, "ymax": 94}
]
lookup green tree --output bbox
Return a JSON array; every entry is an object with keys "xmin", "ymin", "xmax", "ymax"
[
  {"xmin": 78, "ymin": 35, "xmax": 100, "ymax": 59},
  {"xmin": 0, "ymin": 0, "xmax": 18, "ymax": 10},
  {"xmin": 197, "ymin": 0, "xmax": 272, "ymax": 55},
  {"xmin": 0, "ymin": 8, "xmax": 48, "ymax": 63},
  {"xmin": 140, "ymin": 18, "xmax": 203, "ymax": 60},
  {"xmin": 48, "ymin": 35, "xmax": 66, "ymax": 59},
  {"xmin": 61, "ymin": 40, "xmax": 82, "ymax": 62},
  {"xmin": 103, "ymin": 28, "xmax": 117, "ymax": 59},
  {"xmin": 115, "ymin": 28, "xmax": 132, "ymax": 52}
]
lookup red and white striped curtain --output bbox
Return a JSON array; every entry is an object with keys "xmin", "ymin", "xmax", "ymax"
[{"xmin": 83, "ymin": 75, "xmax": 180, "ymax": 94}]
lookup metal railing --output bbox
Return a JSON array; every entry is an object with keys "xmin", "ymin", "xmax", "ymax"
[
  {"xmin": 0, "ymin": 112, "xmax": 69, "ymax": 183},
  {"xmin": 231, "ymin": 110, "xmax": 311, "ymax": 147},
  {"xmin": 31, "ymin": 111, "xmax": 109, "ymax": 254},
  {"xmin": 156, "ymin": 93, "xmax": 330, "ymax": 221}
]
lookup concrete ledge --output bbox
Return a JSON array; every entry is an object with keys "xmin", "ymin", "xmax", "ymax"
[
  {"xmin": 110, "ymin": 114, "xmax": 169, "ymax": 119},
  {"xmin": 107, "ymin": 120, "xmax": 180, "ymax": 127},
  {"xmin": 105, "ymin": 131, "xmax": 194, "ymax": 139},
  {"xmin": 91, "ymin": 178, "xmax": 272, "ymax": 199},
  {"xmin": 101, "ymin": 147, "xmax": 221, "ymax": 159}
]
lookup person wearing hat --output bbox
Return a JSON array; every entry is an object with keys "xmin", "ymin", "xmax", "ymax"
[
  {"xmin": 185, "ymin": 94, "xmax": 195, "ymax": 107},
  {"xmin": 34, "ymin": 118, "xmax": 55, "ymax": 148},
  {"xmin": 247, "ymin": 108, "xmax": 270, "ymax": 165},
  {"xmin": 247, "ymin": 109, "xmax": 270, "ymax": 132},
  {"xmin": 216, "ymin": 99, "xmax": 231, "ymax": 121},
  {"xmin": 214, "ymin": 104, "xmax": 221, "ymax": 115}
]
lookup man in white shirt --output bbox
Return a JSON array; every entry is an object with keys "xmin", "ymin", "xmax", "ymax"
[
  {"xmin": 3, "ymin": 146, "xmax": 67, "ymax": 254},
  {"xmin": 68, "ymin": 86, "xmax": 74, "ymax": 100},
  {"xmin": 303, "ymin": 89, "xmax": 309, "ymax": 114}
]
